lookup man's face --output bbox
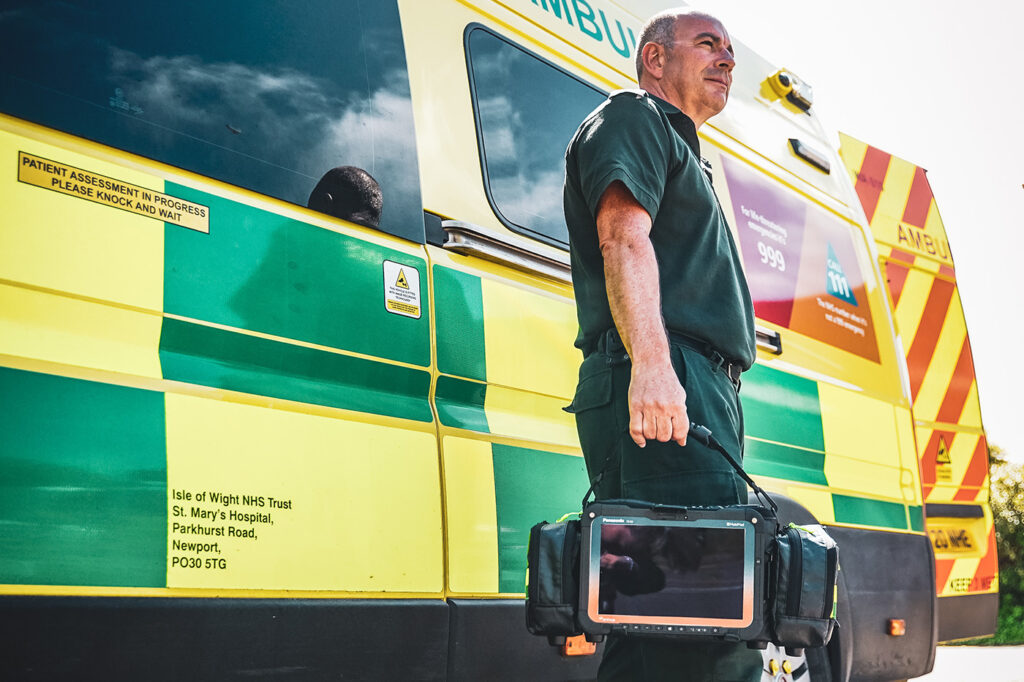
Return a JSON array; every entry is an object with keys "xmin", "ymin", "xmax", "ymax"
[{"xmin": 661, "ymin": 17, "xmax": 735, "ymax": 123}]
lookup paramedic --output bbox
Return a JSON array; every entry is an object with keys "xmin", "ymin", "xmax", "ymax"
[{"xmin": 562, "ymin": 8, "xmax": 759, "ymax": 680}]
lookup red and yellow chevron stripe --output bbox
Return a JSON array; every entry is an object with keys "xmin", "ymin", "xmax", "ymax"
[
  {"xmin": 886, "ymin": 258, "xmax": 982, "ymax": 429},
  {"xmin": 846, "ymin": 134, "xmax": 954, "ymax": 268},
  {"xmin": 838, "ymin": 134, "xmax": 996, "ymax": 603}
]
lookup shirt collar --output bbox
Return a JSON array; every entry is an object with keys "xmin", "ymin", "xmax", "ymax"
[{"xmin": 646, "ymin": 93, "xmax": 701, "ymax": 158}]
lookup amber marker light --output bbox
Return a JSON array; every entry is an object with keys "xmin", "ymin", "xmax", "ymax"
[{"xmin": 888, "ymin": 618, "xmax": 907, "ymax": 636}]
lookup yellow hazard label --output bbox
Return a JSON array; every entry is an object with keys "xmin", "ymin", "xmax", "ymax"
[
  {"xmin": 386, "ymin": 299, "xmax": 419, "ymax": 315},
  {"xmin": 382, "ymin": 260, "xmax": 420, "ymax": 319},
  {"xmin": 935, "ymin": 436, "xmax": 953, "ymax": 482},
  {"xmin": 17, "ymin": 151, "xmax": 209, "ymax": 233}
]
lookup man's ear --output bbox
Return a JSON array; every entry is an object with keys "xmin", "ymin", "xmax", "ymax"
[{"xmin": 641, "ymin": 42, "xmax": 665, "ymax": 81}]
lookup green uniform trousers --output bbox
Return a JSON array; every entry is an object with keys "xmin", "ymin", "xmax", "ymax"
[{"xmin": 568, "ymin": 330, "xmax": 762, "ymax": 682}]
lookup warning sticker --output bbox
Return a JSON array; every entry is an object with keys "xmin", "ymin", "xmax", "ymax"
[
  {"xmin": 383, "ymin": 260, "xmax": 421, "ymax": 319},
  {"xmin": 17, "ymin": 151, "xmax": 209, "ymax": 233},
  {"xmin": 935, "ymin": 435, "xmax": 953, "ymax": 482}
]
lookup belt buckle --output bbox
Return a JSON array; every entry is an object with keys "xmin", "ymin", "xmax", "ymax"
[
  {"xmin": 710, "ymin": 351, "xmax": 740, "ymax": 385},
  {"xmin": 728, "ymin": 363, "xmax": 743, "ymax": 388},
  {"xmin": 727, "ymin": 363, "xmax": 740, "ymax": 383}
]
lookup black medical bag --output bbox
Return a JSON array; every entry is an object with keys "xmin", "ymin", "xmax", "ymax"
[{"xmin": 525, "ymin": 424, "xmax": 838, "ymax": 651}]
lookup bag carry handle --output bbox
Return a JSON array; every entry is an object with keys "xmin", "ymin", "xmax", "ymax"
[
  {"xmin": 687, "ymin": 423, "xmax": 778, "ymax": 514},
  {"xmin": 582, "ymin": 423, "xmax": 779, "ymax": 515}
]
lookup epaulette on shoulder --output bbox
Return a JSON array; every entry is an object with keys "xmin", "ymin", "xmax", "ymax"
[
  {"xmin": 608, "ymin": 88, "xmax": 647, "ymax": 100},
  {"xmin": 607, "ymin": 89, "xmax": 659, "ymax": 114}
]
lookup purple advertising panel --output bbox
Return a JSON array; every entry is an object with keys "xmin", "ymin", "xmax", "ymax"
[
  {"xmin": 721, "ymin": 157, "xmax": 806, "ymax": 329},
  {"xmin": 722, "ymin": 157, "xmax": 879, "ymax": 362}
]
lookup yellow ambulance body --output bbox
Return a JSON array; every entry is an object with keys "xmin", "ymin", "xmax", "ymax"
[{"xmin": 0, "ymin": 0, "xmax": 994, "ymax": 680}]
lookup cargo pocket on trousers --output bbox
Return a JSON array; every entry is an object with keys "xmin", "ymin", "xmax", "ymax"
[
  {"xmin": 563, "ymin": 366, "xmax": 617, "ymax": 490},
  {"xmin": 563, "ymin": 366, "xmax": 612, "ymax": 415}
]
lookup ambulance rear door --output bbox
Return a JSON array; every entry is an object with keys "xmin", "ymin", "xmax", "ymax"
[{"xmin": 839, "ymin": 133, "xmax": 997, "ymax": 642}]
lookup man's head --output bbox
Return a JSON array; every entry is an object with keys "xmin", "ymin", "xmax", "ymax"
[
  {"xmin": 635, "ymin": 9, "xmax": 735, "ymax": 128},
  {"xmin": 307, "ymin": 166, "xmax": 383, "ymax": 228}
]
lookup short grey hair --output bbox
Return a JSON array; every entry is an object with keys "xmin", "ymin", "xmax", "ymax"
[{"xmin": 634, "ymin": 8, "xmax": 725, "ymax": 81}]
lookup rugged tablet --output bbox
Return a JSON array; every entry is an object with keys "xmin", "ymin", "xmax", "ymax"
[{"xmin": 578, "ymin": 502, "xmax": 770, "ymax": 642}]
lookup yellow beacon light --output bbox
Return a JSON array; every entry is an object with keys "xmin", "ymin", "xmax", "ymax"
[{"xmin": 767, "ymin": 69, "xmax": 814, "ymax": 111}]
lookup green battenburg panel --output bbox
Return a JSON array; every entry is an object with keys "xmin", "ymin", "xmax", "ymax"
[
  {"xmin": 742, "ymin": 364, "xmax": 825, "ymax": 452},
  {"xmin": 491, "ymin": 444, "xmax": 588, "ymax": 594},
  {"xmin": 159, "ymin": 318, "xmax": 432, "ymax": 423},
  {"xmin": 432, "ymin": 265, "xmax": 486, "ymax": 381},
  {"xmin": 0, "ymin": 367, "xmax": 166, "ymax": 587},
  {"xmin": 908, "ymin": 505, "xmax": 925, "ymax": 533},
  {"xmin": 744, "ymin": 439, "xmax": 828, "ymax": 486},
  {"xmin": 833, "ymin": 494, "xmax": 908, "ymax": 530},
  {"xmin": 435, "ymin": 376, "xmax": 489, "ymax": 433},
  {"xmin": 163, "ymin": 183, "xmax": 429, "ymax": 368}
]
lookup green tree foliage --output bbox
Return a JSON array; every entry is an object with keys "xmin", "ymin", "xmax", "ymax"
[
  {"xmin": 955, "ymin": 445, "xmax": 1024, "ymax": 644},
  {"xmin": 987, "ymin": 446, "xmax": 1024, "ymax": 643}
]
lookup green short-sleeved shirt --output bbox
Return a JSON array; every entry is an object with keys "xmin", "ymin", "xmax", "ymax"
[{"xmin": 563, "ymin": 90, "xmax": 756, "ymax": 368}]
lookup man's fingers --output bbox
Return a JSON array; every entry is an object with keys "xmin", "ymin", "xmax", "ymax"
[
  {"xmin": 630, "ymin": 402, "xmax": 690, "ymax": 448},
  {"xmin": 629, "ymin": 408, "xmax": 646, "ymax": 448},
  {"xmin": 673, "ymin": 411, "xmax": 690, "ymax": 447},
  {"xmin": 643, "ymin": 412, "xmax": 659, "ymax": 442},
  {"xmin": 656, "ymin": 411, "xmax": 673, "ymax": 442}
]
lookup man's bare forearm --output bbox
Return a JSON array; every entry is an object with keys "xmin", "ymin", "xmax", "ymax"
[
  {"xmin": 596, "ymin": 181, "xmax": 689, "ymax": 447},
  {"xmin": 601, "ymin": 233, "xmax": 671, "ymax": 368}
]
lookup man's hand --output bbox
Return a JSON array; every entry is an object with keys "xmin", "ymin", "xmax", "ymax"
[{"xmin": 628, "ymin": 360, "xmax": 689, "ymax": 448}]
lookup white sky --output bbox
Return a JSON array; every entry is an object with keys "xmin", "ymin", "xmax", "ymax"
[{"xmin": 703, "ymin": 0, "xmax": 1024, "ymax": 462}]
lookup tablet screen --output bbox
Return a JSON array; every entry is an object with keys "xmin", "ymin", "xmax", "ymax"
[{"xmin": 586, "ymin": 516, "xmax": 754, "ymax": 627}]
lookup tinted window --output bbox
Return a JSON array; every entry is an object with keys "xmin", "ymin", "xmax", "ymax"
[
  {"xmin": 467, "ymin": 28, "xmax": 605, "ymax": 247},
  {"xmin": 0, "ymin": 0, "xmax": 424, "ymax": 241}
]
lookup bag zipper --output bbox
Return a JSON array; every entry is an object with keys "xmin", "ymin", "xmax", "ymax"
[
  {"xmin": 561, "ymin": 521, "xmax": 576, "ymax": 602},
  {"xmin": 527, "ymin": 523, "xmax": 542, "ymax": 604},
  {"xmin": 786, "ymin": 526, "xmax": 803, "ymax": 616},
  {"xmin": 822, "ymin": 546, "xmax": 838, "ymax": 620}
]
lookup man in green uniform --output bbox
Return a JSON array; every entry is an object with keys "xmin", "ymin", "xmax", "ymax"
[{"xmin": 563, "ymin": 9, "xmax": 760, "ymax": 681}]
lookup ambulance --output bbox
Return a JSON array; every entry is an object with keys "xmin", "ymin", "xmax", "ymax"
[{"xmin": 0, "ymin": 0, "xmax": 995, "ymax": 680}]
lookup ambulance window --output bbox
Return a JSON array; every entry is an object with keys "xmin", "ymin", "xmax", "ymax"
[
  {"xmin": 719, "ymin": 156, "xmax": 881, "ymax": 362},
  {"xmin": 0, "ymin": 0, "xmax": 425, "ymax": 242},
  {"xmin": 467, "ymin": 28, "xmax": 605, "ymax": 248}
]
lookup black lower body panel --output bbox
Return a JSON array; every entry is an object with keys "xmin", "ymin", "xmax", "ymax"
[
  {"xmin": 0, "ymin": 596, "xmax": 449, "ymax": 681},
  {"xmin": 827, "ymin": 527, "xmax": 937, "ymax": 682},
  {"xmin": 447, "ymin": 599, "xmax": 601, "ymax": 681},
  {"xmin": 0, "ymin": 596, "xmax": 603, "ymax": 681},
  {"xmin": 937, "ymin": 592, "xmax": 998, "ymax": 642}
]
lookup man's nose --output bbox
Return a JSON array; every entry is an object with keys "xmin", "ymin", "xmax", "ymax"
[{"xmin": 717, "ymin": 50, "xmax": 735, "ymax": 71}]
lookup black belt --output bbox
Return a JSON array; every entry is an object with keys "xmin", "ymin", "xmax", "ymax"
[
  {"xmin": 595, "ymin": 327, "xmax": 744, "ymax": 387},
  {"xmin": 669, "ymin": 330, "xmax": 744, "ymax": 387}
]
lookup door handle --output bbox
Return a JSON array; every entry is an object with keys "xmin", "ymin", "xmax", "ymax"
[
  {"xmin": 756, "ymin": 325, "xmax": 783, "ymax": 354},
  {"xmin": 440, "ymin": 219, "xmax": 571, "ymax": 284}
]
